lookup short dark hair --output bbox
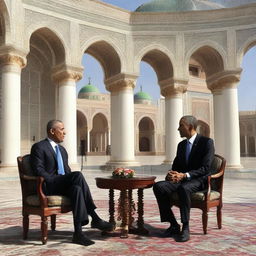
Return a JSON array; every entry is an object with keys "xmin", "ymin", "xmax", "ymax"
[
  {"xmin": 46, "ymin": 120, "xmax": 63, "ymax": 134},
  {"xmin": 181, "ymin": 115, "xmax": 198, "ymax": 130}
]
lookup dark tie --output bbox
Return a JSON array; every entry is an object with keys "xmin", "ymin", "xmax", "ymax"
[
  {"xmin": 55, "ymin": 145, "xmax": 65, "ymax": 175},
  {"xmin": 186, "ymin": 140, "xmax": 191, "ymax": 163}
]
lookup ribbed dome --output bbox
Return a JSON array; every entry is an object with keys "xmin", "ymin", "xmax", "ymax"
[{"xmin": 135, "ymin": 0, "xmax": 225, "ymax": 12}]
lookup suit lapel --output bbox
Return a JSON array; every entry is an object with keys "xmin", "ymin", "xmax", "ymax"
[
  {"xmin": 45, "ymin": 139, "xmax": 57, "ymax": 160},
  {"xmin": 181, "ymin": 139, "xmax": 187, "ymax": 163},
  {"xmin": 188, "ymin": 134, "xmax": 201, "ymax": 162}
]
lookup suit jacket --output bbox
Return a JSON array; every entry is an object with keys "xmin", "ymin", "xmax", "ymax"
[
  {"xmin": 30, "ymin": 138, "xmax": 71, "ymax": 183},
  {"xmin": 172, "ymin": 134, "xmax": 215, "ymax": 183}
]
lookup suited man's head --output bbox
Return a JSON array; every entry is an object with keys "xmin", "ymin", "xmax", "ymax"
[
  {"xmin": 178, "ymin": 115, "xmax": 197, "ymax": 139},
  {"xmin": 47, "ymin": 120, "xmax": 66, "ymax": 143}
]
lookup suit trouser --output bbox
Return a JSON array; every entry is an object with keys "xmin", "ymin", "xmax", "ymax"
[
  {"xmin": 153, "ymin": 179, "xmax": 203, "ymax": 224},
  {"xmin": 44, "ymin": 171, "xmax": 96, "ymax": 226}
]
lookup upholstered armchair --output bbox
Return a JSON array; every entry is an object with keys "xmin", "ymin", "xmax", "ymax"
[
  {"xmin": 170, "ymin": 154, "xmax": 226, "ymax": 234},
  {"xmin": 17, "ymin": 155, "xmax": 72, "ymax": 244}
]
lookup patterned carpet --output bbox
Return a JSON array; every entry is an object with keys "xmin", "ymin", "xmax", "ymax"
[{"xmin": 0, "ymin": 200, "xmax": 255, "ymax": 256}]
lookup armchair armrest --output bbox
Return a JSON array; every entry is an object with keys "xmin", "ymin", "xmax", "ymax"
[
  {"xmin": 205, "ymin": 168, "xmax": 225, "ymax": 202},
  {"xmin": 211, "ymin": 169, "xmax": 224, "ymax": 179},
  {"xmin": 21, "ymin": 174, "xmax": 37, "ymax": 181},
  {"xmin": 36, "ymin": 176, "xmax": 48, "ymax": 208},
  {"xmin": 205, "ymin": 176, "xmax": 212, "ymax": 202}
]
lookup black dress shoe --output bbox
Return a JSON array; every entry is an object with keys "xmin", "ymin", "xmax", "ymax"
[
  {"xmin": 72, "ymin": 232, "xmax": 95, "ymax": 246},
  {"xmin": 162, "ymin": 224, "xmax": 180, "ymax": 237},
  {"xmin": 91, "ymin": 219, "xmax": 113, "ymax": 231},
  {"xmin": 175, "ymin": 228, "xmax": 190, "ymax": 242}
]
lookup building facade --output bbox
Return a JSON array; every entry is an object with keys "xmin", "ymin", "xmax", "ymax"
[
  {"xmin": 0, "ymin": 0, "xmax": 256, "ymax": 169},
  {"xmin": 240, "ymin": 111, "xmax": 256, "ymax": 157}
]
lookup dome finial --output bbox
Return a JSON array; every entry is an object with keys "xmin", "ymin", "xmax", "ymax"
[
  {"xmin": 140, "ymin": 85, "xmax": 143, "ymax": 92},
  {"xmin": 88, "ymin": 77, "xmax": 91, "ymax": 85}
]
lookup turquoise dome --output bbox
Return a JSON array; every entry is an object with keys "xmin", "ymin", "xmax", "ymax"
[
  {"xmin": 134, "ymin": 91, "xmax": 152, "ymax": 101},
  {"xmin": 79, "ymin": 84, "xmax": 99, "ymax": 94},
  {"xmin": 135, "ymin": 0, "xmax": 224, "ymax": 12}
]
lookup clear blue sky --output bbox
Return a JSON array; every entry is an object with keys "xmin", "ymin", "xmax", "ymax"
[{"xmin": 77, "ymin": 0, "xmax": 256, "ymax": 111}]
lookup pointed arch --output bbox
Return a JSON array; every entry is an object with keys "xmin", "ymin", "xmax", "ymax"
[
  {"xmin": 185, "ymin": 41, "xmax": 226, "ymax": 78},
  {"xmin": 81, "ymin": 36, "xmax": 123, "ymax": 80},
  {"xmin": 135, "ymin": 44, "xmax": 175, "ymax": 82},
  {"xmin": 27, "ymin": 26, "xmax": 67, "ymax": 66},
  {"xmin": 237, "ymin": 36, "xmax": 256, "ymax": 67},
  {"xmin": 0, "ymin": 0, "xmax": 11, "ymax": 44},
  {"xmin": 138, "ymin": 116, "xmax": 155, "ymax": 152},
  {"xmin": 90, "ymin": 112, "xmax": 109, "ymax": 153}
]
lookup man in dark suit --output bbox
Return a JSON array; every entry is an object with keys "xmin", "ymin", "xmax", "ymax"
[
  {"xmin": 153, "ymin": 115, "xmax": 214, "ymax": 242},
  {"xmin": 30, "ymin": 120, "xmax": 112, "ymax": 246}
]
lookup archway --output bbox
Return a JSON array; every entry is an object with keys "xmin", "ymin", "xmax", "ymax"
[
  {"xmin": 83, "ymin": 40, "xmax": 121, "ymax": 80},
  {"xmin": 138, "ymin": 117, "xmax": 155, "ymax": 153},
  {"xmin": 188, "ymin": 45, "xmax": 225, "ymax": 144},
  {"xmin": 0, "ymin": 0, "xmax": 11, "ymax": 44},
  {"xmin": 238, "ymin": 46, "xmax": 256, "ymax": 157},
  {"xmin": 21, "ymin": 28, "xmax": 66, "ymax": 154},
  {"xmin": 91, "ymin": 113, "xmax": 108, "ymax": 154},
  {"xmin": 77, "ymin": 110, "xmax": 88, "ymax": 155}
]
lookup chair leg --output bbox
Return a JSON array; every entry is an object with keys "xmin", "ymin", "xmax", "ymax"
[
  {"xmin": 41, "ymin": 216, "xmax": 48, "ymax": 244},
  {"xmin": 23, "ymin": 215, "xmax": 29, "ymax": 239},
  {"xmin": 51, "ymin": 215, "xmax": 56, "ymax": 231},
  {"xmin": 217, "ymin": 205, "xmax": 222, "ymax": 229},
  {"xmin": 202, "ymin": 210, "xmax": 208, "ymax": 234}
]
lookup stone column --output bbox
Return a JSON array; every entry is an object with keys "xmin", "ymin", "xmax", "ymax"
[
  {"xmin": 152, "ymin": 131, "xmax": 156, "ymax": 153},
  {"xmin": 211, "ymin": 88, "xmax": 225, "ymax": 157},
  {"xmin": 108, "ymin": 128, "xmax": 110, "ymax": 146},
  {"xmin": 0, "ymin": 52, "xmax": 26, "ymax": 167},
  {"xmin": 136, "ymin": 128, "xmax": 139, "ymax": 153},
  {"xmin": 160, "ymin": 79, "xmax": 187, "ymax": 164},
  {"xmin": 52, "ymin": 65, "xmax": 83, "ymax": 166},
  {"xmin": 105, "ymin": 73, "xmax": 139, "ymax": 168},
  {"xmin": 208, "ymin": 70, "xmax": 242, "ymax": 167},
  {"xmin": 244, "ymin": 135, "xmax": 248, "ymax": 156},
  {"xmin": 87, "ymin": 129, "xmax": 90, "ymax": 153}
]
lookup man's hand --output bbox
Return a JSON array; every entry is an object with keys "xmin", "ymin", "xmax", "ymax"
[{"xmin": 166, "ymin": 170, "xmax": 186, "ymax": 183}]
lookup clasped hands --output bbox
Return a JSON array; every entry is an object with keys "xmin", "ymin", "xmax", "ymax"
[{"xmin": 166, "ymin": 170, "xmax": 186, "ymax": 183}]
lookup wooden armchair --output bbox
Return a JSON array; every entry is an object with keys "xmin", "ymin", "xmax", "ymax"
[
  {"xmin": 17, "ymin": 155, "xmax": 72, "ymax": 244},
  {"xmin": 170, "ymin": 154, "xmax": 226, "ymax": 234}
]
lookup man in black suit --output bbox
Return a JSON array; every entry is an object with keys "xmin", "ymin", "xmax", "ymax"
[
  {"xmin": 30, "ymin": 120, "xmax": 112, "ymax": 246},
  {"xmin": 153, "ymin": 115, "xmax": 214, "ymax": 242}
]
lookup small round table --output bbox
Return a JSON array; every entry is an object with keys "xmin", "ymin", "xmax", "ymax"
[{"xmin": 95, "ymin": 176, "xmax": 156, "ymax": 238}]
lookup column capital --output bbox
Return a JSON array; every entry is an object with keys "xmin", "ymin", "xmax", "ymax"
[
  {"xmin": 105, "ymin": 73, "xmax": 138, "ymax": 92},
  {"xmin": 51, "ymin": 64, "xmax": 83, "ymax": 83},
  {"xmin": 207, "ymin": 69, "xmax": 242, "ymax": 93},
  {"xmin": 0, "ymin": 45, "xmax": 27, "ymax": 69},
  {"xmin": 159, "ymin": 78, "xmax": 188, "ymax": 98}
]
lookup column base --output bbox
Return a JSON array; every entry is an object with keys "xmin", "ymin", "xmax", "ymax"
[
  {"xmin": 105, "ymin": 160, "xmax": 141, "ymax": 172},
  {"xmin": 69, "ymin": 162, "xmax": 81, "ymax": 171},
  {"xmin": 0, "ymin": 163, "xmax": 18, "ymax": 168},
  {"xmin": 226, "ymin": 164, "xmax": 243, "ymax": 170},
  {"xmin": 162, "ymin": 160, "xmax": 172, "ymax": 165}
]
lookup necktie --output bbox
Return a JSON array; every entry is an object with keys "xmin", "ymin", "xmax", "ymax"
[
  {"xmin": 55, "ymin": 145, "xmax": 65, "ymax": 175},
  {"xmin": 186, "ymin": 140, "xmax": 191, "ymax": 163}
]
